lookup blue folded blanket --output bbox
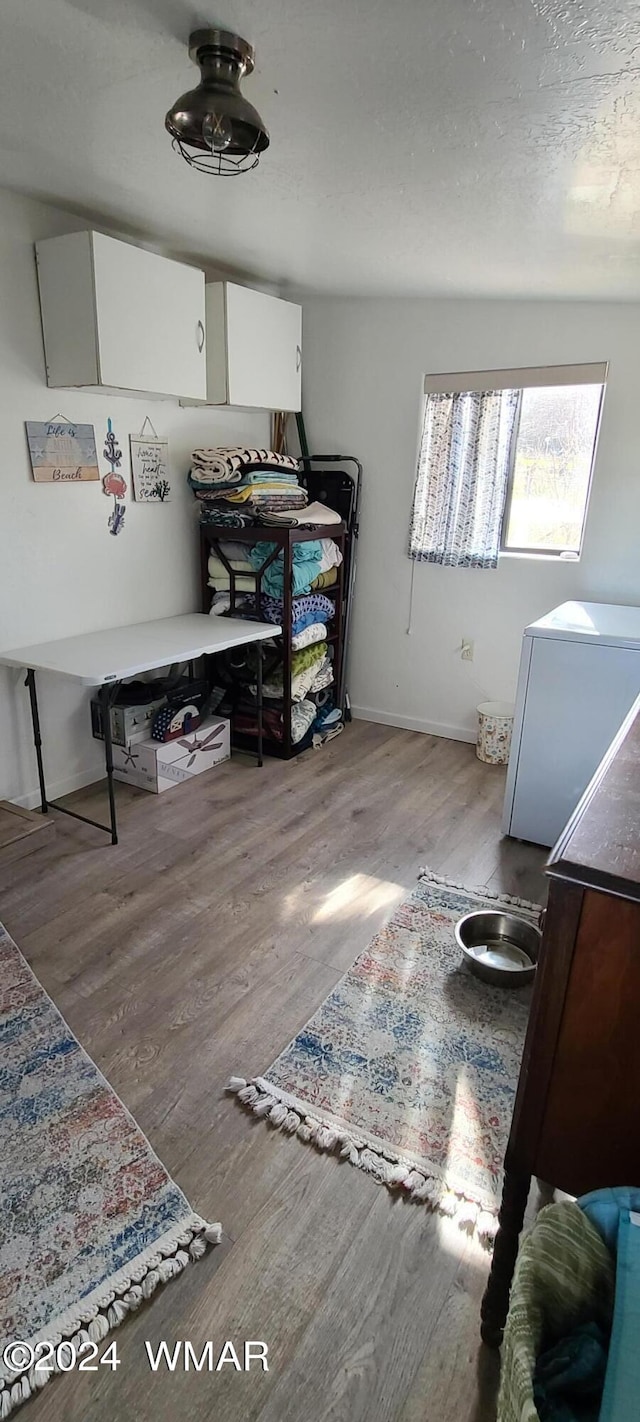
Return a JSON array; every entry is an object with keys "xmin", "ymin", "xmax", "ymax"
[
  {"xmin": 188, "ymin": 469, "xmax": 301, "ymax": 494},
  {"xmin": 249, "ymin": 541, "xmax": 326, "ymax": 598},
  {"xmin": 262, "ymin": 592, "xmax": 335, "ymax": 635}
]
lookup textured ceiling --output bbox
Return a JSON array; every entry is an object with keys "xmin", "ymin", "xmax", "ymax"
[{"xmin": 2, "ymin": 0, "xmax": 640, "ymax": 296}]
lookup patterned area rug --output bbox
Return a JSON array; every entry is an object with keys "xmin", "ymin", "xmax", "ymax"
[
  {"xmin": 229, "ymin": 870, "xmax": 539, "ymax": 1245},
  {"xmin": 0, "ymin": 923, "xmax": 220, "ymax": 1418}
]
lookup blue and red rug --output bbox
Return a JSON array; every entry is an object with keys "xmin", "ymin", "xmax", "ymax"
[
  {"xmin": 229, "ymin": 870, "xmax": 539, "ymax": 1245},
  {"xmin": 0, "ymin": 923, "xmax": 220, "ymax": 1417}
]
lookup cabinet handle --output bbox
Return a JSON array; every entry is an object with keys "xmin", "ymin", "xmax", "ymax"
[
  {"xmin": 296, "ymin": 344, "xmax": 302, "ymax": 372},
  {"xmin": 197, "ymin": 320, "xmax": 205, "ymax": 353}
]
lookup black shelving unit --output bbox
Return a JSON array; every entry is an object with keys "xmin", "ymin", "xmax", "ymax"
[{"xmin": 200, "ymin": 522, "xmax": 347, "ymax": 759}]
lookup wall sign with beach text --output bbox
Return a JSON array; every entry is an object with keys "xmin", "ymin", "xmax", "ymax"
[
  {"xmin": 25, "ymin": 420, "xmax": 99, "ymax": 483},
  {"xmin": 130, "ymin": 436, "xmax": 171, "ymax": 502}
]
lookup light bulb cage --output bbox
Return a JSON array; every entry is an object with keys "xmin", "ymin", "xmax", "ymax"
[
  {"xmin": 165, "ymin": 29, "xmax": 269, "ymax": 177},
  {"xmin": 168, "ymin": 135, "xmax": 262, "ymax": 176}
]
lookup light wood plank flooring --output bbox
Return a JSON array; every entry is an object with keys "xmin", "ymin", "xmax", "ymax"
[{"xmin": 1, "ymin": 720, "xmax": 546, "ymax": 1422}]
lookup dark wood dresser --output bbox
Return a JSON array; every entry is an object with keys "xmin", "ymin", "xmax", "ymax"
[{"xmin": 481, "ymin": 692, "xmax": 640, "ymax": 1346}]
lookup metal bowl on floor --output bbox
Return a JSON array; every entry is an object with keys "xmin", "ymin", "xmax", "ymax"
[{"xmin": 455, "ymin": 910, "xmax": 540, "ymax": 987}]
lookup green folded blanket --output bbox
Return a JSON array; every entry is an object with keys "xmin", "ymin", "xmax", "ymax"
[
  {"xmin": 497, "ymin": 1202, "xmax": 614, "ymax": 1422},
  {"xmin": 292, "ymin": 640, "xmax": 326, "ymax": 676}
]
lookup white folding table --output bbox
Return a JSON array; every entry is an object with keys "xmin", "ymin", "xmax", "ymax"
[{"xmin": 0, "ymin": 614, "xmax": 280, "ymax": 845}]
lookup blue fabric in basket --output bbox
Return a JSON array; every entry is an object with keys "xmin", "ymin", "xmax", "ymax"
[
  {"xmin": 578, "ymin": 1188, "xmax": 640, "ymax": 1257},
  {"xmin": 598, "ymin": 1208, "xmax": 640, "ymax": 1422}
]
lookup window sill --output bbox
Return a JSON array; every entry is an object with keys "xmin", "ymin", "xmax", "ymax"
[{"xmin": 499, "ymin": 551, "xmax": 581, "ymax": 565}]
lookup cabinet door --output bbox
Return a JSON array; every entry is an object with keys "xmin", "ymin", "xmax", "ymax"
[
  {"xmin": 92, "ymin": 233, "xmax": 206, "ymax": 399},
  {"xmin": 37, "ymin": 232, "xmax": 100, "ymax": 388},
  {"xmin": 509, "ymin": 638, "xmax": 640, "ymax": 846},
  {"xmin": 535, "ymin": 889, "xmax": 640, "ymax": 1194},
  {"xmin": 225, "ymin": 284, "xmax": 302, "ymax": 411}
]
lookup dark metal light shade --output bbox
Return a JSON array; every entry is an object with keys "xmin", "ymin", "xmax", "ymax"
[{"xmin": 166, "ymin": 30, "xmax": 269, "ymax": 176}]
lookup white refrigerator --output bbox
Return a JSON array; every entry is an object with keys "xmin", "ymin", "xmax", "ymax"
[{"xmin": 503, "ymin": 601, "xmax": 640, "ymax": 847}]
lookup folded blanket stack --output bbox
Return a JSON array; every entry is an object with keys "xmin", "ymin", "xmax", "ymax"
[
  {"xmin": 259, "ymin": 639, "xmax": 331, "ymax": 703},
  {"xmin": 258, "ymin": 500, "xmax": 343, "ymax": 528},
  {"xmin": 247, "ymin": 538, "xmax": 343, "ymax": 598},
  {"xmin": 194, "ymin": 474, "xmax": 345, "ymax": 753},
  {"xmin": 189, "ymin": 447, "xmax": 308, "ymax": 525},
  {"xmin": 207, "ymin": 541, "xmax": 259, "ymax": 600},
  {"xmin": 206, "ymin": 539, "xmax": 342, "ymax": 604},
  {"xmin": 207, "ymin": 550, "xmax": 340, "ymax": 747}
]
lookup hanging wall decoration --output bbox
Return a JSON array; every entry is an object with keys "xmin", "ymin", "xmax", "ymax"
[
  {"xmin": 130, "ymin": 418, "xmax": 171, "ymax": 502},
  {"xmin": 102, "ymin": 417, "xmax": 127, "ymax": 535},
  {"xmin": 25, "ymin": 415, "xmax": 99, "ymax": 483}
]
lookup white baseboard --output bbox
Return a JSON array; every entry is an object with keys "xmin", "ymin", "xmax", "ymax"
[
  {"xmin": 11, "ymin": 766, "xmax": 103, "ymax": 812},
  {"xmin": 351, "ymin": 705, "xmax": 476, "ymax": 744}
]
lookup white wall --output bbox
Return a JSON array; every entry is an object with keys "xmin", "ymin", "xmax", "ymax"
[
  {"xmin": 301, "ymin": 296, "xmax": 640, "ymax": 740},
  {"xmin": 0, "ymin": 188, "xmax": 269, "ymax": 806}
]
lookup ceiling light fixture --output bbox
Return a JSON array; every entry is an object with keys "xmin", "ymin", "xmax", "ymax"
[{"xmin": 165, "ymin": 29, "xmax": 269, "ymax": 176}]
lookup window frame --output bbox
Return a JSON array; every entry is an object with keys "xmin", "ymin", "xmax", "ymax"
[
  {"xmin": 421, "ymin": 362, "xmax": 608, "ymax": 564},
  {"xmin": 498, "ymin": 381, "xmax": 606, "ymax": 559}
]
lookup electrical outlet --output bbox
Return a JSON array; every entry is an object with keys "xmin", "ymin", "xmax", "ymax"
[{"xmin": 461, "ymin": 638, "xmax": 474, "ymax": 661}]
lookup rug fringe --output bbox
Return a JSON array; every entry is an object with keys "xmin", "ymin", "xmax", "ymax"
[
  {"xmin": 416, "ymin": 866, "xmax": 542, "ymax": 914},
  {"xmin": 227, "ymin": 1077, "xmax": 498, "ymax": 1249},
  {"xmin": 0, "ymin": 1216, "xmax": 222, "ymax": 1418}
]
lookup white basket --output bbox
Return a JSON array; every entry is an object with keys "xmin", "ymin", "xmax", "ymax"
[{"xmin": 476, "ymin": 701, "xmax": 514, "ymax": 765}]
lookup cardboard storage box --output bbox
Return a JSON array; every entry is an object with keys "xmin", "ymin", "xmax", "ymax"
[
  {"xmin": 113, "ymin": 716, "xmax": 230, "ymax": 793},
  {"xmin": 91, "ymin": 695, "xmax": 167, "ymax": 748}
]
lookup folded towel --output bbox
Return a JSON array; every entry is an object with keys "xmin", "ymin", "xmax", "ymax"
[
  {"xmin": 309, "ymin": 657, "xmax": 334, "ymax": 693},
  {"xmin": 190, "ymin": 471, "xmax": 304, "ymax": 496},
  {"xmin": 199, "ymin": 507, "xmax": 255, "ymax": 528},
  {"xmin": 317, "ymin": 538, "xmax": 343, "ymax": 573},
  {"xmin": 261, "ymin": 647, "xmax": 334, "ymax": 703},
  {"xmin": 291, "ymin": 699, "xmax": 317, "ymax": 744},
  {"xmin": 208, "ymin": 553, "xmax": 255, "ymax": 580},
  {"xmin": 293, "ymin": 654, "xmax": 334, "ymax": 701},
  {"xmin": 210, "ymin": 482, "xmax": 303, "ymax": 504},
  {"xmin": 207, "ymin": 573, "xmax": 257, "ymax": 593},
  {"xmin": 291, "ymin": 623, "xmax": 328, "ymax": 652},
  {"xmin": 198, "ymin": 493, "xmax": 307, "ymax": 526},
  {"xmin": 248, "ymin": 539, "xmax": 343, "ymax": 599},
  {"xmin": 209, "ymin": 591, "xmax": 254, "ymax": 616},
  {"xmin": 220, "ymin": 540, "xmax": 257, "ymax": 564},
  {"xmin": 309, "ymin": 568, "xmax": 338, "ymax": 590},
  {"xmin": 191, "ymin": 447, "xmax": 301, "ymax": 483},
  {"xmin": 261, "ymin": 592, "xmax": 335, "ymax": 633},
  {"xmin": 259, "ymin": 501, "xmax": 342, "ymax": 528},
  {"xmin": 195, "ymin": 484, "xmax": 304, "ymax": 501}
]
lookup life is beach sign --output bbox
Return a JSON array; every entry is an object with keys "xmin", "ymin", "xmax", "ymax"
[{"xmin": 26, "ymin": 420, "xmax": 99, "ymax": 483}]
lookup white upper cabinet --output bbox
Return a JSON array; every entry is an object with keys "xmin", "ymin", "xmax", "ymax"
[
  {"xmin": 204, "ymin": 282, "xmax": 302, "ymax": 411},
  {"xmin": 36, "ymin": 231, "xmax": 207, "ymax": 401}
]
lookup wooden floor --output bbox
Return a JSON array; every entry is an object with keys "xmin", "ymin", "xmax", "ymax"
[{"xmin": 1, "ymin": 720, "xmax": 546, "ymax": 1422}]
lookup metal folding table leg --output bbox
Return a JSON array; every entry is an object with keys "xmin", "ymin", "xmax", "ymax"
[
  {"xmin": 25, "ymin": 669, "xmax": 48, "ymax": 815},
  {"xmin": 100, "ymin": 682, "xmax": 119, "ymax": 844},
  {"xmin": 24, "ymin": 668, "xmax": 119, "ymax": 843},
  {"xmin": 256, "ymin": 640, "xmax": 263, "ymax": 768}
]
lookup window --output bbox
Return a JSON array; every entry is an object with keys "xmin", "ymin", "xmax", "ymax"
[
  {"xmin": 501, "ymin": 383, "xmax": 604, "ymax": 555},
  {"xmin": 409, "ymin": 363, "xmax": 606, "ymax": 568}
]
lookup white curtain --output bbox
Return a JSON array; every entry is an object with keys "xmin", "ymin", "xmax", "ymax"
[{"xmin": 409, "ymin": 388, "xmax": 521, "ymax": 568}]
